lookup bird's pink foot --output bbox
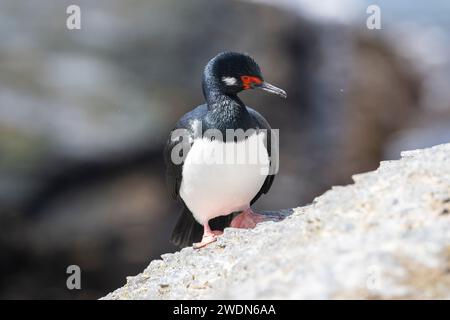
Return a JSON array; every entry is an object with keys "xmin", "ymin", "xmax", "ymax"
[
  {"xmin": 230, "ymin": 208, "xmax": 266, "ymax": 229},
  {"xmin": 193, "ymin": 226, "xmax": 223, "ymax": 249}
]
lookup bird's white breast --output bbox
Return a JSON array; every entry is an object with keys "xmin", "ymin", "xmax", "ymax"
[{"xmin": 180, "ymin": 132, "xmax": 269, "ymax": 224}]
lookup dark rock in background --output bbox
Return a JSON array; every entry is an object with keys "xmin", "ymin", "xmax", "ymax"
[{"xmin": 0, "ymin": 0, "xmax": 448, "ymax": 298}]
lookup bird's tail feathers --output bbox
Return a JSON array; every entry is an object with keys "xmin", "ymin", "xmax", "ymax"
[{"xmin": 171, "ymin": 206, "xmax": 234, "ymax": 248}]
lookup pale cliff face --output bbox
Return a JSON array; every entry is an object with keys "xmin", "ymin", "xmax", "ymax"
[{"xmin": 104, "ymin": 143, "xmax": 450, "ymax": 300}]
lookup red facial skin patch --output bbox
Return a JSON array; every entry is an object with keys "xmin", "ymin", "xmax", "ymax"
[{"xmin": 241, "ymin": 75, "xmax": 262, "ymax": 90}]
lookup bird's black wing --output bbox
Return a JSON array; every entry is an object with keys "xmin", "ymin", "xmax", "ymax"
[
  {"xmin": 247, "ymin": 107, "xmax": 278, "ymax": 205},
  {"xmin": 164, "ymin": 105, "xmax": 206, "ymax": 199},
  {"xmin": 165, "ymin": 104, "xmax": 233, "ymax": 247},
  {"xmin": 164, "ymin": 130, "xmax": 188, "ymax": 201},
  {"xmin": 164, "ymin": 105, "xmax": 202, "ymax": 247}
]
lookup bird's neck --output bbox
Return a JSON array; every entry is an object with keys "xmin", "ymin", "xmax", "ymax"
[
  {"xmin": 203, "ymin": 70, "xmax": 247, "ymax": 109},
  {"xmin": 203, "ymin": 83, "xmax": 251, "ymax": 131},
  {"xmin": 205, "ymin": 87, "xmax": 244, "ymax": 112}
]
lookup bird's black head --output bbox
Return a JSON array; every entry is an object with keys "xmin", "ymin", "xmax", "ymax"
[{"xmin": 203, "ymin": 52, "xmax": 287, "ymax": 99}]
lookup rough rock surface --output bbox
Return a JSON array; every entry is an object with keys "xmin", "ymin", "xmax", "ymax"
[{"xmin": 103, "ymin": 143, "xmax": 450, "ymax": 299}]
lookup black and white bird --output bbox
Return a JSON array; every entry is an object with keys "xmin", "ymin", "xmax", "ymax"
[{"xmin": 165, "ymin": 52, "xmax": 286, "ymax": 248}]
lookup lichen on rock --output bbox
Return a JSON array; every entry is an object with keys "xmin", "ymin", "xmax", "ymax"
[{"xmin": 103, "ymin": 143, "xmax": 450, "ymax": 299}]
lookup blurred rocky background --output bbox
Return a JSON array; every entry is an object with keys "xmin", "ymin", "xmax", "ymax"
[{"xmin": 0, "ymin": 0, "xmax": 449, "ymax": 299}]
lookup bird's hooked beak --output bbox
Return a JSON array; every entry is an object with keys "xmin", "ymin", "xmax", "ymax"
[{"xmin": 255, "ymin": 81, "xmax": 287, "ymax": 99}]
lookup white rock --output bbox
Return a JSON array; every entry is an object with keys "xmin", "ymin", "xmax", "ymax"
[{"xmin": 103, "ymin": 143, "xmax": 450, "ymax": 300}]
